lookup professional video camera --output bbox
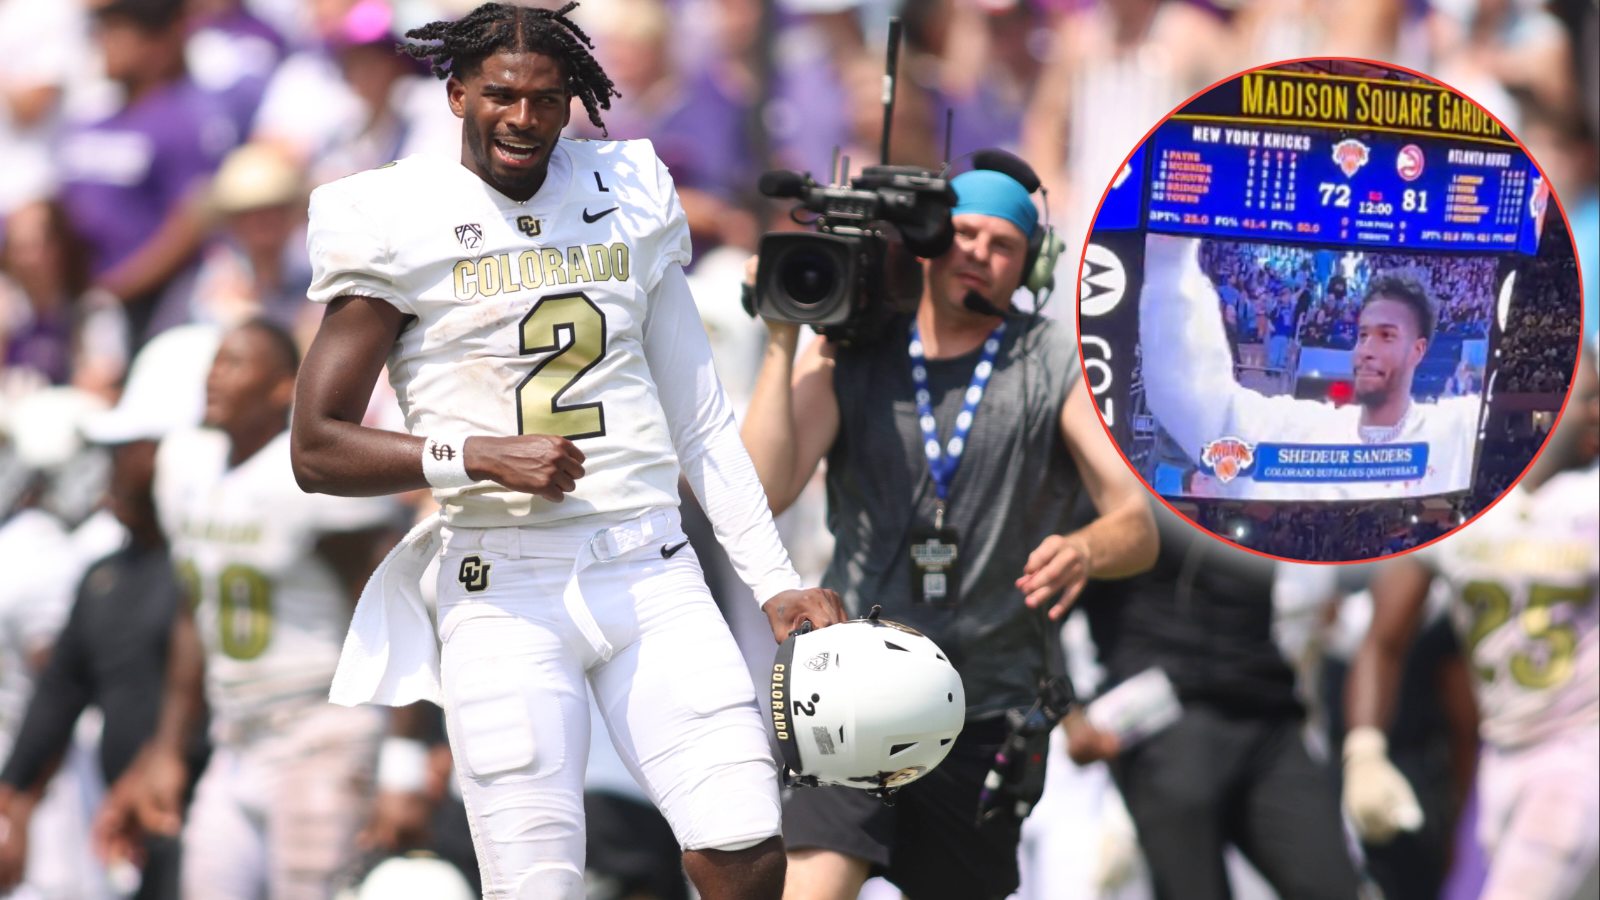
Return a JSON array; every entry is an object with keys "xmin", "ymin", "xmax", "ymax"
[
  {"xmin": 750, "ymin": 165, "xmax": 955, "ymax": 344},
  {"xmin": 745, "ymin": 20, "xmax": 957, "ymax": 345}
]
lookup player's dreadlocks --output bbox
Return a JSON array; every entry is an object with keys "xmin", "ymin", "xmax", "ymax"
[{"xmin": 399, "ymin": 2, "xmax": 619, "ymax": 134}]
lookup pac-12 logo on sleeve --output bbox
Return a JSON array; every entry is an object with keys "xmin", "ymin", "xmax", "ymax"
[
  {"xmin": 455, "ymin": 223, "xmax": 483, "ymax": 250},
  {"xmin": 1201, "ymin": 437, "xmax": 1256, "ymax": 483}
]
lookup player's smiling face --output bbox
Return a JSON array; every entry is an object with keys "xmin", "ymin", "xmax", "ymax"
[
  {"xmin": 1352, "ymin": 297, "xmax": 1426, "ymax": 406},
  {"xmin": 449, "ymin": 50, "xmax": 571, "ymax": 201}
]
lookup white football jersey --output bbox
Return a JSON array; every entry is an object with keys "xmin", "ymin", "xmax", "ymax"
[
  {"xmin": 1422, "ymin": 465, "xmax": 1599, "ymax": 748},
  {"xmin": 155, "ymin": 428, "xmax": 399, "ymax": 733},
  {"xmin": 306, "ymin": 139, "xmax": 692, "ymax": 528}
]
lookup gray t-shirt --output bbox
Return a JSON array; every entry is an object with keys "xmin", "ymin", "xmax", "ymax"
[{"xmin": 824, "ymin": 313, "xmax": 1083, "ymax": 719}]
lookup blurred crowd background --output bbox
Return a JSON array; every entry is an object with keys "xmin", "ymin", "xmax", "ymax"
[{"xmin": 0, "ymin": 0, "xmax": 1594, "ymax": 897}]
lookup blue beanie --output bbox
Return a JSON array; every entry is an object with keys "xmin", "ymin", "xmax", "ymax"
[{"xmin": 950, "ymin": 169, "xmax": 1037, "ymax": 238}]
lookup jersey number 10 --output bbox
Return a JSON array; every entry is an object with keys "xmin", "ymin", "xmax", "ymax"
[
  {"xmin": 178, "ymin": 560, "xmax": 274, "ymax": 662},
  {"xmin": 516, "ymin": 292, "xmax": 608, "ymax": 439}
]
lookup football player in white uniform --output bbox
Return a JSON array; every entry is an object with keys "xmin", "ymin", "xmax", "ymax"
[
  {"xmin": 1344, "ymin": 344, "xmax": 1598, "ymax": 900},
  {"xmin": 1141, "ymin": 233, "xmax": 1482, "ymax": 500},
  {"xmin": 288, "ymin": 5, "xmax": 845, "ymax": 899},
  {"xmin": 101, "ymin": 319, "xmax": 404, "ymax": 899}
]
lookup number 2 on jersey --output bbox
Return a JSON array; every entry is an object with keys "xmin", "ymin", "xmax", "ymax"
[{"xmin": 517, "ymin": 292, "xmax": 607, "ymax": 439}]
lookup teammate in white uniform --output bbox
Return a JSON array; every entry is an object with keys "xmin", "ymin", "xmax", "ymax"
[
  {"xmin": 102, "ymin": 320, "xmax": 403, "ymax": 899},
  {"xmin": 1140, "ymin": 233, "xmax": 1481, "ymax": 500},
  {"xmin": 288, "ymin": 5, "xmax": 844, "ymax": 899},
  {"xmin": 1344, "ymin": 345, "xmax": 1598, "ymax": 900}
]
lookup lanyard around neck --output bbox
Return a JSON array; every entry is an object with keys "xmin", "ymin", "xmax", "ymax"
[{"xmin": 908, "ymin": 320, "xmax": 1006, "ymax": 520}]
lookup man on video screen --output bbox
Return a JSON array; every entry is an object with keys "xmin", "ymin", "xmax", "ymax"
[{"xmin": 1140, "ymin": 234, "xmax": 1483, "ymax": 500}]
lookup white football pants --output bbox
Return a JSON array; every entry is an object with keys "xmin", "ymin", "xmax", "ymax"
[{"xmin": 435, "ymin": 507, "xmax": 781, "ymax": 900}]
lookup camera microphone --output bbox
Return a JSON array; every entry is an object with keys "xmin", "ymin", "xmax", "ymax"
[
  {"xmin": 962, "ymin": 290, "xmax": 1006, "ymax": 318},
  {"xmin": 758, "ymin": 169, "xmax": 810, "ymax": 199}
]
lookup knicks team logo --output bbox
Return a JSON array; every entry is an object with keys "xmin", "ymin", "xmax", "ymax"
[
  {"xmin": 1395, "ymin": 144, "xmax": 1424, "ymax": 181},
  {"xmin": 458, "ymin": 556, "xmax": 491, "ymax": 593},
  {"xmin": 1200, "ymin": 437, "xmax": 1256, "ymax": 483},
  {"xmin": 517, "ymin": 215, "xmax": 543, "ymax": 237},
  {"xmin": 1332, "ymin": 139, "xmax": 1370, "ymax": 178}
]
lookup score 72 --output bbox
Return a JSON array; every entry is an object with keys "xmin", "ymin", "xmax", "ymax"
[{"xmin": 1317, "ymin": 182, "xmax": 1351, "ymax": 208}]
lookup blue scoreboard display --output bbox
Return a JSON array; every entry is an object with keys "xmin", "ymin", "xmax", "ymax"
[{"xmin": 1145, "ymin": 129, "xmax": 1539, "ymax": 253}]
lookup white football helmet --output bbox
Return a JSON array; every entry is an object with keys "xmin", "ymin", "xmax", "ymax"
[
  {"xmin": 335, "ymin": 853, "xmax": 476, "ymax": 900},
  {"xmin": 770, "ymin": 609, "xmax": 965, "ymax": 795}
]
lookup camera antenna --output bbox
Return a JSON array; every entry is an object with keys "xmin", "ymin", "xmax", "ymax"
[
  {"xmin": 942, "ymin": 108, "xmax": 954, "ymax": 169},
  {"xmin": 830, "ymin": 145, "xmax": 841, "ymax": 186},
  {"xmin": 879, "ymin": 17, "xmax": 902, "ymax": 165}
]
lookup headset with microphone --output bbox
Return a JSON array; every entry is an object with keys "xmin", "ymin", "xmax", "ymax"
[{"xmin": 942, "ymin": 148, "xmax": 1065, "ymax": 313}]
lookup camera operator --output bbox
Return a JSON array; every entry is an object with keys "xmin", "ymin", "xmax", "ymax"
[{"xmin": 741, "ymin": 159, "xmax": 1157, "ymax": 900}]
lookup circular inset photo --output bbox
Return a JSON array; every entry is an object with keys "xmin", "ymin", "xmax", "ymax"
[{"xmin": 1075, "ymin": 58, "xmax": 1586, "ymax": 562}]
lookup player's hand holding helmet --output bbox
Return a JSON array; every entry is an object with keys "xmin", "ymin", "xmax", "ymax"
[
  {"xmin": 762, "ymin": 586, "xmax": 848, "ymax": 643},
  {"xmin": 1342, "ymin": 726, "xmax": 1424, "ymax": 842},
  {"xmin": 770, "ymin": 608, "xmax": 964, "ymax": 796}
]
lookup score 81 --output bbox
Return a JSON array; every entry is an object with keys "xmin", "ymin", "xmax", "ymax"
[{"xmin": 1402, "ymin": 189, "xmax": 1429, "ymax": 212}]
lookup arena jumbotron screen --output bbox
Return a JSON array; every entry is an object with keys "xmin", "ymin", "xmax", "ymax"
[{"xmin": 1079, "ymin": 62, "xmax": 1559, "ymax": 504}]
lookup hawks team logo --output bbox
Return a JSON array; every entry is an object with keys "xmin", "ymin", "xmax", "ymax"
[
  {"xmin": 454, "ymin": 223, "xmax": 482, "ymax": 250},
  {"xmin": 1395, "ymin": 144, "xmax": 1424, "ymax": 182},
  {"xmin": 1332, "ymin": 139, "xmax": 1370, "ymax": 178},
  {"xmin": 1200, "ymin": 437, "xmax": 1256, "ymax": 484}
]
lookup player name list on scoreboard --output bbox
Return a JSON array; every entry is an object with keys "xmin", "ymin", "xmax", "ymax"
[{"xmin": 1145, "ymin": 123, "xmax": 1540, "ymax": 253}]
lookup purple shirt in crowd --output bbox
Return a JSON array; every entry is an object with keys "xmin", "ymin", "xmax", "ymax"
[
  {"xmin": 188, "ymin": 7, "xmax": 287, "ymax": 136},
  {"xmin": 597, "ymin": 69, "xmax": 751, "ymax": 204},
  {"xmin": 58, "ymin": 78, "xmax": 235, "ymax": 279}
]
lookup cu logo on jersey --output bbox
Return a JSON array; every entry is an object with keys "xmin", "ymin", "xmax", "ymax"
[
  {"xmin": 517, "ymin": 215, "xmax": 543, "ymax": 237},
  {"xmin": 458, "ymin": 556, "xmax": 491, "ymax": 593}
]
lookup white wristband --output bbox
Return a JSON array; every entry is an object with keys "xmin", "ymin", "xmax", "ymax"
[
  {"xmin": 422, "ymin": 434, "xmax": 473, "ymax": 489},
  {"xmin": 377, "ymin": 737, "xmax": 430, "ymax": 793}
]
